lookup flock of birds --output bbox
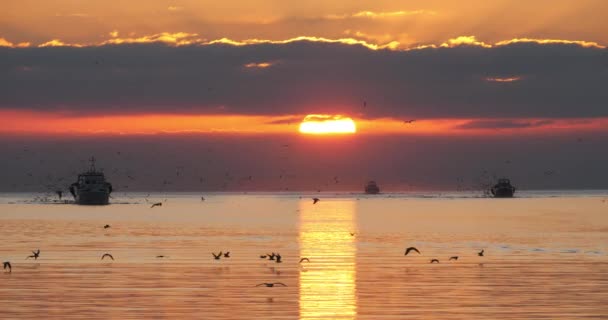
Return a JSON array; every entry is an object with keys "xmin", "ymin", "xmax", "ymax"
[{"xmin": 3, "ymin": 238, "xmax": 487, "ymax": 287}]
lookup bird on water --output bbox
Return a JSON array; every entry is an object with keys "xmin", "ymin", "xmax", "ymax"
[
  {"xmin": 26, "ymin": 249, "xmax": 40, "ymax": 260},
  {"xmin": 256, "ymin": 282, "xmax": 287, "ymax": 287},
  {"xmin": 101, "ymin": 253, "xmax": 114, "ymax": 260},
  {"xmin": 404, "ymin": 247, "xmax": 421, "ymax": 256}
]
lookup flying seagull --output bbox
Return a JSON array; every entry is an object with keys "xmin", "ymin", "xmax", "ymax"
[
  {"xmin": 299, "ymin": 258, "xmax": 310, "ymax": 263},
  {"xmin": 150, "ymin": 202, "xmax": 162, "ymax": 208},
  {"xmin": 260, "ymin": 255, "xmax": 268, "ymax": 259},
  {"xmin": 350, "ymin": 232, "xmax": 356, "ymax": 237},
  {"xmin": 430, "ymin": 259, "xmax": 440, "ymax": 263},
  {"xmin": 403, "ymin": 120, "xmax": 416, "ymax": 124},
  {"xmin": 312, "ymin": 198, "xmax": 320, "ymax": 204},
  {"xmin": 255, "ymin": 282, "xmax": 287, "ymax": 287},
  {"xmin": 103, "ymin": 224, "xmax": 111, "ymax": 229},
  {"xmin": 268, "ymin": 253, "xmax": 276, "ymax": 261},
  {"xmin": 26, "ymin": 249, "xmax": 40, "ymax": 260},
  {"xmin": 101, "ymin": 253, "xmax": 114, "ymax": 260},
  {"xmin": 404, "ymin": 247, "xmax": 421, "ymax": 256},
  {"xmin": 3, "ymin": 261, "xmax": 11, "ymax": 273},
  {"xmin": 223, "ymin": 252, "xmax": 230, "ymax": 258},
  {"xmin": 275, "ymin": 254, "xmax": 282, "ymax": 263},
  {"xmin": 212, "ymin": 252, "xmax": 223, "ymax": 260},
  {"xmin": 449, "ymin": 256, "xmax": 459, "ymax": 261},
  {"xmin": 478, "ymin": 249, "xmax": 484, "ymax": 257},
  {"xmin": 156, "ymin": 255, "xmax": 167, "ymax": 258}
]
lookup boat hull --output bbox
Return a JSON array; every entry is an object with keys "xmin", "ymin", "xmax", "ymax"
[
  {"xmin": 491, "ymin": 187, "xmax": 515, "ymax": 198},
  {"xmin": 75, "ymin": 191, "xmax": 110, "ymax": 205}
]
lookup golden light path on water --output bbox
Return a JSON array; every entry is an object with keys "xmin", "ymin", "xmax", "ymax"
[{"xmin": 299, "ymin": 199, "xmax": 356, "ymax": 319}]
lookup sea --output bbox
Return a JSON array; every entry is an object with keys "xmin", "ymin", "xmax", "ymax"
[{"xmin": 1, "ymin": 191, "xmax": 607, "ymax": 319}]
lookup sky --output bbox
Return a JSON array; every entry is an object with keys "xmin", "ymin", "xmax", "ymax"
[{"xmin": 1, "ymin": 0, "xmax": 608, "ymax": 192}]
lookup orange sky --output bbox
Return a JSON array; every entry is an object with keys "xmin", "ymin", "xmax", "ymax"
[
  {"xmin": 1, "ymin": 0, "xmax": 607, "ymax": 49},
  {"xmin": 1, "ymin": 110, "xmax": 606, "ymax": 136}
]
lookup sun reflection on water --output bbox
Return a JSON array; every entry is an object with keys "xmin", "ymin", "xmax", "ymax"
[{"xmin": 299, "ymin": 199, "xmax": 357, "ymax": 319}]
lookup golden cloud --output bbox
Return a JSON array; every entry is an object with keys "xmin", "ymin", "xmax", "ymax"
[
  {"xmin": 326, "ymin": 10, "xmax": 434, "ymax": 20},
  {"xmin": 244, "ymin": 62, "xmax": 274, "ymax": 68},
  {"xmin": 0, "ymin": 37, "xmax": 30, "ymax": 48},
  {"xmin": 485, "ymin": 76, "xmax": 522, "ymax": 83},
  {"xmin": 495, "ymin": 38, "xmax": 605, "ymax": 49},
  {"xmin": 101, "ymin": 32, "xmax": 203, "ymax": 46},
  {"xmin": 38, "ymin": 39, "xmax": 81, "ymax": 47},
  {"xmin": 2, "ymin": 32, "xmax": 602, "ymax": 51}
]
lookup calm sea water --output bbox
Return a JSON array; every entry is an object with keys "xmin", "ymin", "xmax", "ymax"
[{"xmin": 1, "ymin": 192, "xmax": 607, "ymax": 319}]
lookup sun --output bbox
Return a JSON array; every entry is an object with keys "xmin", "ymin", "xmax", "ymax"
[{"xmin": 298, "ymin": 114, "xmax": 357, "ymax": 135}]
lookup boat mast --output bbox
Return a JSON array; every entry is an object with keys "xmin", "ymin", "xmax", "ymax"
[{"xmin": 88, "ymin": 156, "xmax": 96, "ymax": 172}]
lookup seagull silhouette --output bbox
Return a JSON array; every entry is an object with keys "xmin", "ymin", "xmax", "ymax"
[
  {"xmin": 26, "ymin": 249, "xmax": 40, "ymax": 260},
  {"xmin": 403, "ymin": 120, "xmax": 416, "ymax": 124},
  {"xmin": 103, "ymin": 224, "xmax": 111, "ymax": 229},
  {"xmin": 478, "ymin": 249, "xmax": 484, "ymax": 257},
  {"xmin": 299, "ymin": 258, "xmax": 310, "ymax": 263},
  {"xmin": 101, "ymin": 253, "xmax": 114, "ymax": 260},
  {"xmin": 260, "ymin": 255, "xmax": 267, "ymax": 259},
  {"xmin": 256, "ymin": 282, "xmax": 287, "ymax": 287},
  {"xmin": 312, "ymin": 198, "xmax": 320, "ymax": 204},
  {"xmin": 150, "ymin": 202, "xmax": 162, "ymax": 208},
  {"xmin": 268, "ymin": 253, "xmax": 276, "ymax": 261},
  {"xmin": 3, "ymin": 261, "xmax": 11, "ymax": 272},
  {"xmin": 449, "ymin": 256, "xmax": 459, "ymax": 261},
  {"xmin": 430, "ymin": 259, "xmax": 440, "ymax": 263},
  {"xmin": 223, "ymin": 252, "xmax": 230, "ymax": 258},
  {"xmin": 212, "ymin": 252, "xmax": 223, "ymax": 260},
  {"xmin": 275, "ymin": 254, "xmax": 282, "ymax": 263},
  {"xmin": 404, "ymin": 247, "xmax": 421, "ymax": 256}
]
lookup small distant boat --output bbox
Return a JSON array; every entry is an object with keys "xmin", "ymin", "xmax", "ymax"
[
  {"xmin": 364, "ymin": 181, "xmax": 380, "ymax": 194},
  {"xmin": 490, "ymin": 178, "xmax": 515, "ymax": 198},
  {"xmin": 69, "ymin": 157, "xmax": 113, "ymax": 205}
]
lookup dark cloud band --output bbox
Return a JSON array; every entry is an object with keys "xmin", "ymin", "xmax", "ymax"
[{"xmin": 1, "ymin": 40, "xmax": 606, "ymax": 118}]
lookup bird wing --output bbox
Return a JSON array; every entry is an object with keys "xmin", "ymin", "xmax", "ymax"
[
  {"xmin": 255, "ymin": 283, "xmax": 266, "ymax": 287},
  {"xmin": 274, "ymin": 282, "xmax": 287, "ymax": 286}
]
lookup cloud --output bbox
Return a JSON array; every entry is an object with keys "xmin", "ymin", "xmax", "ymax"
[
  {"xmin": 0, "ymin": 37, "xmax": 30, "ymax": 48},
  {"xmin": 456, "ymin": 119, "xmax": 554, "ymax": 129},
  {"xmin": 325, "ymin": 10, "xmax": 434, "ymax": 20},
  {"xmin": 244, "ymin": 61, "xmax": 274, "ymax": 68},
  {"xmin": 167, "ymin": 6, "xmax": 184, "ymax": 12},
  {"xmin": 101, "ymin": 32, "xmax": 203, "ymax": 46},
  {"xmin": 38, "ymin": 39, "xmax": 78, "ymax": 47},
  {"xmin": 485, "ymin": 76, "xmax": 522, "ymax": 83},
  {"xmin": 1, "ymin": 37, "xmax": 606, "ymax": 120}
]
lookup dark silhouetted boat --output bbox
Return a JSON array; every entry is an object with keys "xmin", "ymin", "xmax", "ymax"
[
  {"xmin": 490, "ymin": 178, "xmax": 515, "ymax": 198},
  {"xmin": 69, "ymin": 157, "xmax": 113, "ymax": 205},
  {"xmin": 364, "ymin": 181, "xmax": 380, "ymax": 194}
]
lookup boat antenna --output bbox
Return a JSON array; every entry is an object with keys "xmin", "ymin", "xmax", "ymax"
[{"xmin": 89, "ymin": 156, "xmax": 96, "ymax": 172}]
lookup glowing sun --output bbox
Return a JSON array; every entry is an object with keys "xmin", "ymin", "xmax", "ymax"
[{"xmin": 298, "ymin": 114, "xmax": 357, "ymax": 134}]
